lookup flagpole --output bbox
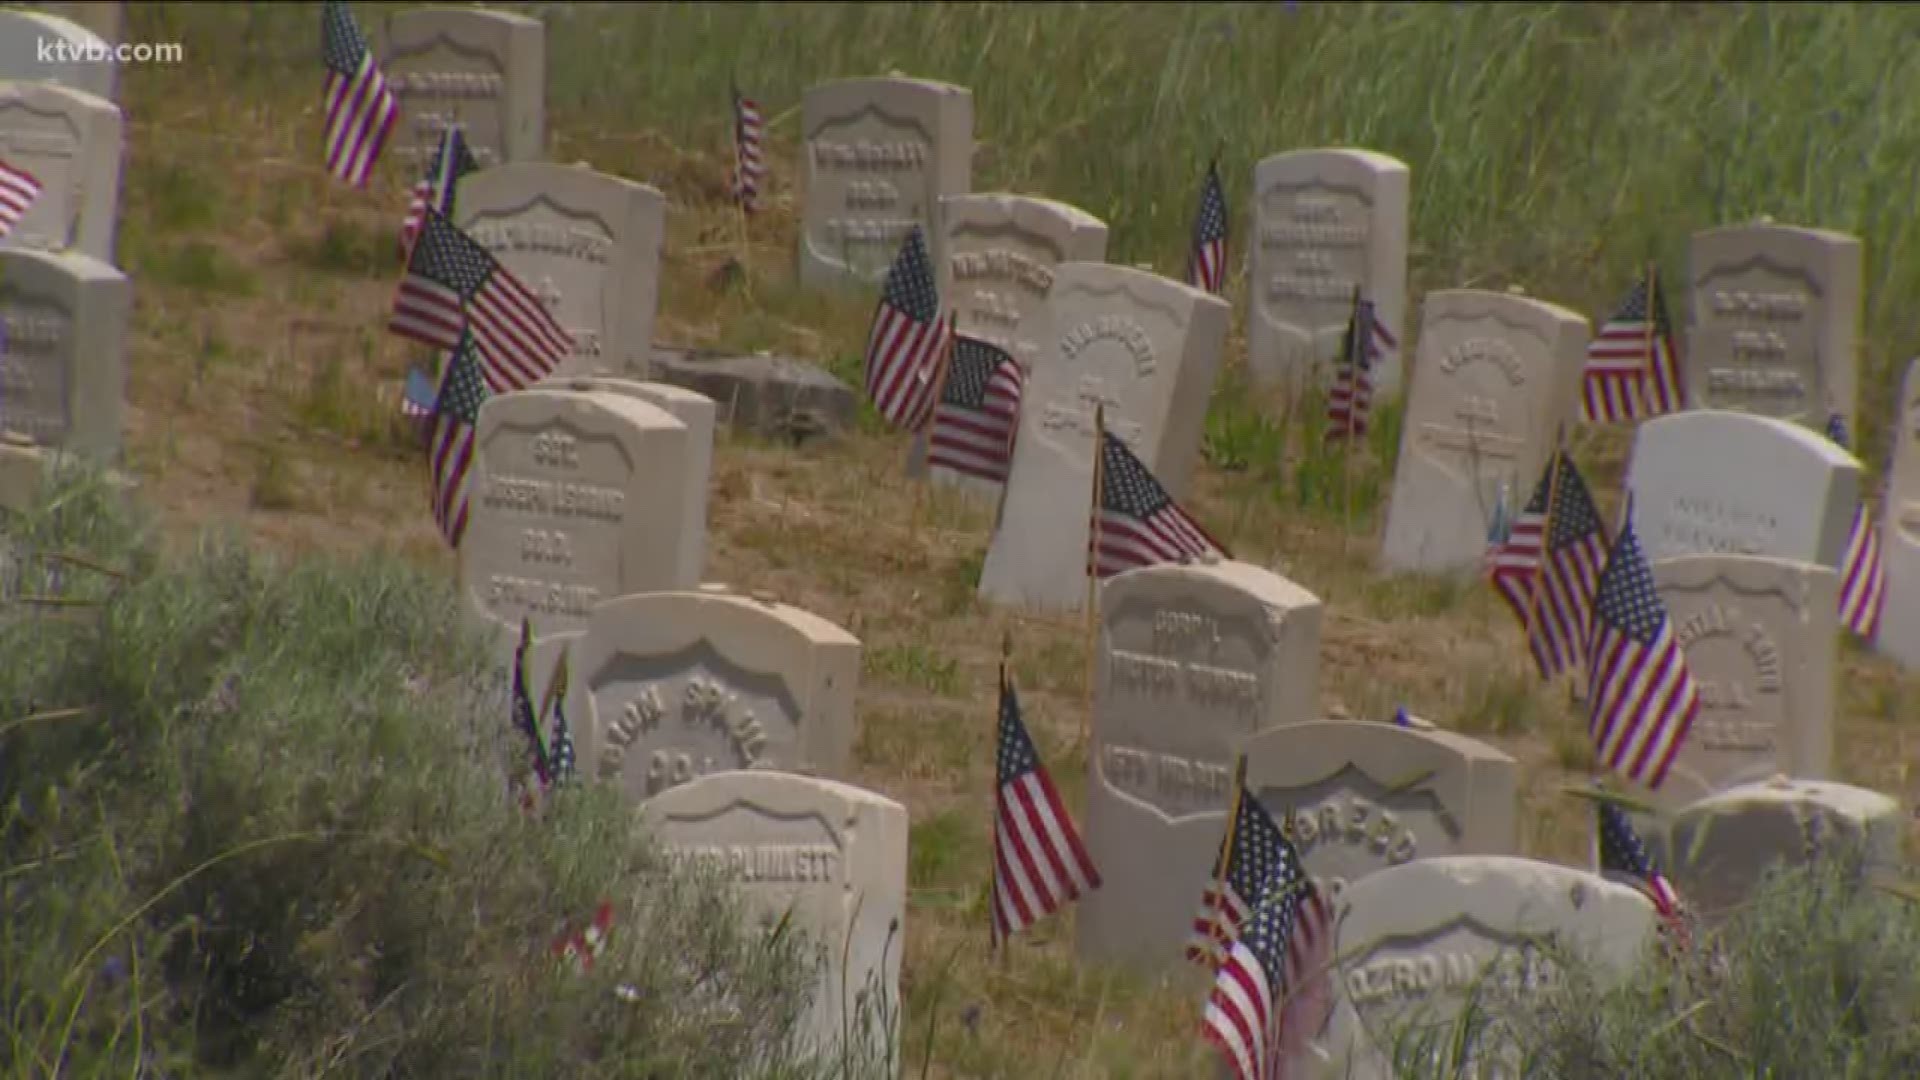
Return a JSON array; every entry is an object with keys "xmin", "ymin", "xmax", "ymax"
[
  {"xmin": 1340, "ymin": 286, "xmax": 1361, "ymax": 557},
  {"xmin": 1084, "ymin": 403, "xmax": 1107, "ymax": 748},
  {"xmin": 996, "ymin": 630, "xmax": 1013, "ymax": 970}
]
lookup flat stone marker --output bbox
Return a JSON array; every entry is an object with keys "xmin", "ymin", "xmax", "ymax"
[
  {"xmin": 1077, "ymin": 559, "xmax": 1322, "ymax": 972},
  {"xmin": 648, "ymin": 347, "xmax": 856, "ymax": 445},
  {"xmin": 1317, "ymin": 857, "xmax": 1658, "ymax": 1080},
  {"xmin": 1877, "ymin": 359, "xmax": 1920, "ymax": 668},
  {"xmin": 0, "ymin": 247, "xmax": 129, "ymax": 460},
  {"xmin": 977, "ymin": 263, "xmax": 1229, "ymax": 613},
  {"xmin": 458, "ymin": 388, "xmax": 688, "ymax": 649},
  {"xmin": 0, "ymin": 80, "xmax": 123, "ymax": 263},
  {"xmin": 638, "ymin": 771, "xmax": 906, "ymax": 1064},
  {"xmin": 1626, "ymin": 409, "xmax": 1861, "ymax": 571},
  {"xmin": 0, "ymin": 10, "xmax": 116, "ymax": 102},
  {"xmin": 1379, "ymin": 290, "xmax": 1588, "ymax": 575},
  {"xmin": 798, "ymin": 77, "xmax": 972, "ymax": 290},
  {"xmin": 556, "ymin": 377, "xmax": 713, "ymax": 589},
  {"xmin": 1644, "ymin": 555, "xmax": 1837, "ymax": 810},
  {"xmin": 1247, "ymin": 149, "xmax": 1410, "ymax": 397},
  {"xmin": 1686, "ymin": 221, "xmax": 1862, "ymax": 434},
  {"xmin": 455, "ymin": 162, "xmax": 664, "ymax": 379},
  {"xmin": 379, "ymin": 7, "xmax": 545, "ymax": 169},
  {"xmin": 571, "ymin": 587, "xmax": 860, "ymax": 801}
]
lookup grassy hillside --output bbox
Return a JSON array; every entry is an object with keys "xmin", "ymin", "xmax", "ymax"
[{"xmin": 8, "ymin": 1, "xmax": 1920, "ymax": 1075}]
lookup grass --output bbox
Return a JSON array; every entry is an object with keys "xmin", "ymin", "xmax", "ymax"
[{"xmin": 29, "ymin": 1, "xmax": 1920, "ymax": 1075}]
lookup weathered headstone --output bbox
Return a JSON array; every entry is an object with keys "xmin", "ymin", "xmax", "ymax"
[
  {"xmin": 1877, "ymin": 359, "xmax": 1920, "ymax": 668},
  {"xmin": 1644, "ymin": 555, "xmax": 1837, "ymax": 809},
  {"xmin": 570, "ymin": 587, "xmax": 860, "ymax": 801},
  {"xmin": 0, "ymin": 247, "xmax": 129, "ymax": 459},
  {"xmin": 1077, "ymin": 558, "xmax": 1322, "ymax": 972},
  {"xmin": 0, "ymin": 80, "xmax": 122, "ymax": 262},
  {"xmin": 798, "ymin": 77, "xmax": 972, "ymax": 290},
  {"xmin": 0, "ymin": 10, "xmax": 116, "ymax": 102},
  {"xmin": 1247, "ymin": 149, "xmax": 1410, "ymax": 397},
  {"xmin": 1317, "ymin": 857, "xmax": 1658, "ymax": 1080},
  {"xmin": 977, "ymin": 263, "xmax": 1230, "ymax": 613},
  {"xmin": 1379, "ymin": 290, "xmax": 1589, "ymax": 575},
  {"xmin": 1687, "ymin": 221, "xmax": 1862, "ymax": 434},
  {"xmin": 557, "ymin": 376, "xmax": 714, "ymax": 588},
  {"xmin": 42, "ymin": 3, "xmax": 124, "ymax": 48},
  {"xmin": 380, "ymin": 7, "xmax": 545, "ymax": 169},
  {"xmin": 1626, "ymin": 409, "xmax": 1861, "ymax": 571},
  {"xmin": 647, "ymin": 347, "xmax": 857, "ymax": 444},
  {"xmin": 454, "ymin": 162, "xmax": 664, "ymax": 378},
  {"xmin": 458, "ymin": 388, "xmax": 689, "ymax": 649},
  {"xmin": 637, "ymin": 771, "xmax": 905, "ymax": 1064}
]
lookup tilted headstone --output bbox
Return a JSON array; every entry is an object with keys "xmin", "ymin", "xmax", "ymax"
[
  {"xmin": 1626, "ymin": 409, "xmax": 1861, "ymax": 571},
  {"xmin": 798, "ymin": 77, "xmax": 972, "ymax": 290},
  {"xmin": 0, "ymin": 247, "xmax": 128, "ymax": 459},
  {"xmin": 637, "ymin": 771, "xmax": 905, "ymax": 1065},
  {"xmin": 1317, "ymin": 857, "xmax": 1658, "ymax": 1080},
  {"xmin": 0, "ymin": 10, "xmax": 116, "ymax": 102},
  {"xmin": 1077, "ymin": 558, "xmax": 1322, "ymax": 972},
  {"xmin": 557, "ymin": 376, "xmax": 714, "ymax": 588},
  {"xmin": 1687, "ymin": 221, "xmax": 1862, "ymax": 434},
  {"xmin": 379, "ymin": 7, "xmax": 545, "ymax": 168},
  {"xmin": 1877, "ymin": 359, "xmax": 1920, "ymax": 668},
  {"xmin": 454, "ymin": 161, "xmax": 665, "ymax": 379},
  {"xmin": 1644, "ymin": 555, "xmax": 1836, "ymax": 810},
  {"xmin": 977, "ymin": 263, "xmax": 1229, "ymax": 613},
  {"xmin": 1247, "ymin": 149, "xmax": 1410, "ymax": 397},
  {"xmin": 1379, "ymin": 290, "xmax": 1588, "ymax": 575},
  {"xmin": 0, "ymin": 80, "xmax": 122, "ymax": 263},
  {"xmin": 570, "ymin": 587, "xmax": 860, "ymax": 801}
]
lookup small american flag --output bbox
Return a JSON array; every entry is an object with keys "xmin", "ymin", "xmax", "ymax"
[
  {"xmin": 400, "ymin": 364, "xmax": 437, "ymax": 419},
  {"xmin": 862, "ymin": 227, "xmax": 950, "ymax": 431},
  {"xmin": 1201, "ymin": 852, "xmax": 1333, "ymax": 1080},
  {"xmin": 926, "ymin": 335, "xmax": 1025, "ymax": 483},
  {"xmin": 1187, "ymin": 161, "xmax": 1229, "ymax": 295},
  {"xmin": 0, "ymin": 158, "xmax": 40, "ymax": 239},
  {"xmin": 1187, "ymin": 782, "xmax": 1295, "ymax": 968},
  {"xmin": 390, "ymin": 209, "xmax": 573, "ymax": 393},
  {"xmin": 545, "ymin": 645, "xmax": 576, "ymax": 785},
  {"xmin": 1580, "ymin": 270, "xmax": 1684, "ymax": 424},
  {"xmin": 509, "ymin": 617, "xmax": 552, "ymax": 809},
  {"xmin": 1586, "ymin": 499, "xmax": 1701, "ymax": 790},
  {"xmin": 400, "ymin": 124, "xmax": 478, "ymax": 258},
  {"xmin": 990, "ymin": 669, "xmax": 1100, "ymax": 947},
  {"xmin": 730, "ymin": 85, "xmax": 766, "ymax": 212},
  {"xmin": 1596, "ymin": 796, "xmax": 1689, "ymax": 949},
  {"xmin": 426, "ymin": 331, "xmax": 487, "ymax": 549},
  {"xmin": 1823, "ymin": 413, "xmax": 1887, "ymax": 639},
  {"xmin": 1324, "ymin": 291, "xmax": 1385, "ymax": 442},
  {"xmin": 1488, "ymin": 451, "xmax": 1609, "ymax": 680},
  {"xmin": 320, "ymin": 0, "xmax": 399, "ymax": 188},
  {"xmin": 1090, "ymin": 430, "xmax": 1230, "ymax": 579}
]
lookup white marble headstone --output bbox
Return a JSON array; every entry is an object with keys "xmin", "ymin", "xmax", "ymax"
[
  {"xmin": 1876, "ymin": 359, "xmax": 1920, "ymax": 669},
  {"xmin": 0, "ymin": 80, "xmax": 122, "ymax": 263},
  {"xmin": 0, "ymin": 246, "xmax": 129, "ymax": 460},
  {"xmin": 0, "ymin": 10, "xmax": 117, "ymax": 101},
  {"xmin": 380, "ymin": 7, "xmax": 545, "ymax": 168}
]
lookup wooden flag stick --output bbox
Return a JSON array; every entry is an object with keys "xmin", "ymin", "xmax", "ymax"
[
  {"xmin": 1083, "ymin": 403, "xmax": 1108, "ymax": 747},
  {"xmin": 1198, "ymin": 753, "xmax": 1250, "ymax": 960}
]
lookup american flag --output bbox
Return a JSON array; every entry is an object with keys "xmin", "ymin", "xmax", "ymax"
[
  {"xmin": 1580, "ymin": 270, "xmax": 1684, "ymax": 424},
  {"xmin": 926, "ymin": 335, "xmax": 1025, "ymax": 483},
  {"xmin": 1202, "ymin": 855, "xmax": 1333, "ymax": 1080},
  {"xmin": 320, "ymin": 0, "xmax": 398, "ymax": 188},
  {"xmin": 1324, "ymin": 291, "xmax": 1386, "ymax": 442},
  {"xmin": 1586, "ymin": 499, "xmax": 1701, "ymax": 790},
  {"xmin": 426, "ymin": 331, "xmax": 487, "ymax": 549},
  {"xmin": 1596, "ymin": 796, "xmax": 1689, "ymax": 949},
  {"xmin": 730, "ymin": 85, "xmax": 766, "ymax": 213},
  {"xmin": 1090, "ymin": 430, "xmax": 1230, "ymax": 579},
  {"xmin": 545, "ymin": 646, "xmax": 576, "ymax": 785},
  {"xmin": 401, "ymin": 364, "xmax": 438, "ymax": 420},
  {"xmin": 1487, "ymin": 451, "xmax": 1609, "ymax": 680},
  {"xmin": 400, "ymin": 124, "xmax": 478, "ymax": 258},
  {"xmin": 1187, "ymin": 161, "xmax": 1229, "ymax": 295},
  {"xmin": 862, "ymin": 226, "xmax": 950, "ymax": 431},
  {"xmin": 551, "ymin": 901, "xmax": 615, "ymax": 975},
  {"xmin": 990, "ymin": 669, "xmax": 1100, "ymax": 947},
  {"xmin": 0, "ymin": 158, "xmax": 40, "ymax": 239},
  {"xmin": 389, "ymin": 209, "xmax": 573, "ymax": 393},
  {"xmin": 1187, "ymin": 782, "xmax": 1296, "ymax": 968},
  {"xmin": 510, "ymin": 617, "xmax": 552, "ymax": 795},
  {"xmin": 1823, "ymin": 413, "xmax": 1887, "ymax": 639}
]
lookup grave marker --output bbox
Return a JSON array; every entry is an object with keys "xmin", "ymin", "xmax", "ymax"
[
  {"xmin": 1877, "ymin": 359, "xmax": 1920, "ymax": 668},
  {"xmin": 0, "ymin": 10, "xmax": 116, "ymax": 102},
  {"xmin": 0, "ymin": 80, "xmax": 122, "ymax": 263},
  {"xmin": 380, "ymin": 7, "xmax": 545, "ymax": 169},
  {"xmin": 557, "ymin": 377, "xmax": 714, "ymax": 588},
  {"xmin": 0, "ymin": 247, "xmax": 129, "ymax": 459},
  {"xmin": 43, "ymin": 3, "xmax": 124, "ymax": 48}
]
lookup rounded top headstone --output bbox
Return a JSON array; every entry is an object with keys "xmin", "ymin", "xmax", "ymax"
[{"xmin": 1506, "ymin": 284, "xmax": 1527, "ymax": 295}]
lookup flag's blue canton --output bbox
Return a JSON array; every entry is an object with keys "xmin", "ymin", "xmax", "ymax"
[
  {"xmin": 1218, "ymin": 790, "xmax": 1291, "ymax": 902},
  {"xmin": 429, "ymin": 128, "xmax": 478, "ymax": 194},
  {"xmin": 1826, "ymin": 412, "xmax": 1851, "ymax": 450},
  {"xmin": 433, "ymin": 335, "xmax": 488, "ymax": 423},
  {"xmin": 1235, "ymin": 879, "xmax": 1306, "ymax": 990},
  {"xmin": 943, "ymin": 338, "xmax": 1004, "ymax": 408},
  {"xmin": 1393, "ymin": 707, "xmax": 1413, "ymax": 727},
  {"xmin": 550, "ymin": 694, "xmax": 576, "ymax": 783},
  {"xmin": 884, "ymin": 227, "xmax": 941, "ymax": 323},
  {"xmin": 1546, "ymin": 456, "xmax": 1604, "ymax": 552},
  {"xmin": 404, "ymin": 365, "xmax": 439, "ymax": 413},
  {"xmin": 321, "ymin": 0, "xmax": 373, "ymax": 77},
  {"xmin": 1592, "ymin": 521, "xmax": 1665, "ymax": 645},
  {"xmin": 1101, "ymin": 433, "xmax": 1175, "ymax": 518},
  {"xmin": 1596, "ymin": 800, "xmax": 1660, "ymax": 878},
  {"xmin": 411, "ymin": 213, "xmax": 498, "ymax": 302},
  {"xmin": 996, "ymin": 683, "xmax": 1042, "ymax": 782}
]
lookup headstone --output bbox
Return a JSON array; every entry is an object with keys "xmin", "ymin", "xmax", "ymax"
[
  {"xmin": 637, "ymin": 771, "xmax": 905, "ymax": 1064},
  {"xmin": 458, "ymin": 388, "xmax": 689, "ymax": 651},
  {"xmin": 0, "ymin": 431, "xmax": 45, "ymax": 512},
  {"xmin": 1246, "ymin": 149, "xmax": 1411, "ymax": 396},
  {"xmin": 1625, "ymin": 409, "xmax": 1861, "ymax": 571},
  {"xmin": 1077, "ymin": 559, "xmax": 1322, "ymax": 972},
  {"xmin": 0, "ymin": 80, "xmax": 123, "ymax": 263},
  {"xmin": 379, "ymin": 7, "xmax": 545, "ymax": 169},
  {"xmin": 1877, "ymin": 359, "xmax": 1920, "ymax": 668},
  {"xmin": 0, "ymin": 247, "xmax": 129, "ymax": 459},
  {"xmin": 648, "ymin": 347, "xmax": 856, "ymax": 444},
  {"xmin": 1643, "ymin": 555, "xmax": 1837, "ymax": 809},
  {"xmin": 41, "ymin": 3, "xmax": 124, "ymax": 47},
  {"xmin": 977, "ymin": 263, "xmax": 1230, "ymax": 613},
  {"xmin": 454, "ymin": 161, "xmax": 665, "ymax": 378},
  {"xmin": 798, "ymin": 77, "xmax": 972, "ymax": 290},
  {"xmin": 1687, "ymin": 222, "xmax": 1862, "ymax": 434},
  {"xmin": 0, "ymin": 10, "xmax": 116, "ymax": 102},
  {"xmin": 1379, "ymin": 290, "xmax": 1589, "ymax": 575},
  {"xmin": 569, "ymin": 587, "xmax": 860, "ymax": 801},
  {"xmin": 558, "ymin": 376, "xmax": 714, "ymax": 587},
  {"xmin": 1317, "ymin": 857, "xmax": 1658, "ymax": 1079}
]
